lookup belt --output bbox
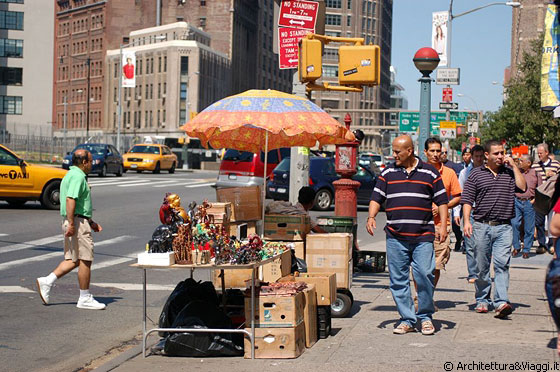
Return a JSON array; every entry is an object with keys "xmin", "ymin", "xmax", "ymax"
[
  {"xmin": 476, "ymin": 219, "xmax": 510, "ymax": 226},
  {"xmin": 75, "ymin": 214, "xmax": 91, "ymax": 221},
  {"xmin": 516, "ymin": 196, "xmax": 533, "ymax": 201}
]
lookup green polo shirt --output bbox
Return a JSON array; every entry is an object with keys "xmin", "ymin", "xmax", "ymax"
[{"xmin": 60, "ymin": 166, "xmax": 92, "ymax": 218}]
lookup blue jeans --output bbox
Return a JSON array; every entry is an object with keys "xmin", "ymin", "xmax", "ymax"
[
  {"xmin": 536, "ymin": 211, "xmax": 547, "ymax": 247},
  {"xmin": 464, "ymin": 216, "xmax": 477, "ymax": 280},
  {"xmin": 472, "ymin": 221, "xmax": 513, "ymax": 307},
  {"xmin": 511, "ymin": 198, "xmax": 536, "ymax": 253},
  {"xmin": 386, "ymin": 237, "xmax": 435, "ymax": 326}
]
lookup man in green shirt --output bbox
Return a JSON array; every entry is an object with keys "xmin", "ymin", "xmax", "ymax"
[{"xmin": 36, "ymin": 149, "xmax": 105, "ymax": 310}]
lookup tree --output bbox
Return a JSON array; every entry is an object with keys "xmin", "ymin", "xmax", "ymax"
[{"xmin": 482, "ymin": 35, "xmax": 560, "ymax": 149}]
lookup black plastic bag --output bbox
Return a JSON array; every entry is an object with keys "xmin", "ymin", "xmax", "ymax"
[
  {"xmin": 162, "ymin": 300, "xmax": 243, "ymax": 357},
  {"xmin": 158, "ymin": 278, "xmax": 219, "ymax": 336},
  {"xmin": 290, "ymin": 249, "xmax": 307, "ymax": 273}
]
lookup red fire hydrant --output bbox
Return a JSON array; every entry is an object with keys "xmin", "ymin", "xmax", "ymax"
[{"xmin": 334, "ymin": 113, "xmax": 361, "ymax": 218}]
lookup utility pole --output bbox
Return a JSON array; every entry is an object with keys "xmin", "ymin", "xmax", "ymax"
[
  {"xmin": 86, "ymin": 57, "xmax": 91, "ymax": 140},
  {"xmin": 63, "ymin": 95, "xmax": 67, "ymax": 154}
]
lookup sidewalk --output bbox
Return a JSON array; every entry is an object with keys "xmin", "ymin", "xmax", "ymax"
[{"xmin": 95, "ymin": 242, "xmax": 558, "ymax": 372}]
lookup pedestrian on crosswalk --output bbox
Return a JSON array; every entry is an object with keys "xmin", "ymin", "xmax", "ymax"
[
  {"xmin": 36, "ymin": 149, "xmax": 106, "ymax": 310},
  {"xmin": 461, "ymin": 140, "xmax": 526, "ymax": 318}
]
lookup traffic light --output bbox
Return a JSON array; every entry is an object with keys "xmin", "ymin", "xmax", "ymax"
[
  {"xmin": 298, "ymin": 37, "xmax": 322, "ymax": 83},
  {"xmin": 338, "ymin": 45, "xmax": 380, "ymax": 86},
  {"xmin": 476, "ymin": 137, "xmax": 481, "ymax": 145}
]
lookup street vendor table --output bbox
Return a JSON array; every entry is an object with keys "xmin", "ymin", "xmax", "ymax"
[{"xmin": 131, "ymin": 253, "xmax": 282, "ymax": 359}]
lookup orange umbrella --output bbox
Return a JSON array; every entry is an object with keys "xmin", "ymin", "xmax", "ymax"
[
  {"xmin": 181, "ymin": 89, "xmax": 355, "ymax": 226},
  {"xmin": 181, "ymin": 89, "xmax": 355, "ymax": 153}
]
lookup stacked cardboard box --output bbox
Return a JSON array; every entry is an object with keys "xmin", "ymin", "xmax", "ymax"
[
  {"xmin": 244, "ymin": 290, "xmax": 306, "ymax": 358},
  {"xmin": 263, "ymin": 214, "xmax": 310, "ymax": 274},
  {"xmin": 306, "ymin": 233, "xmax": 353, "ymax": 289},
  {"xmin": 216, "ymin": 186, "xmax": 262, "ymax": 239},
  {"xmin": 206, "ymin": 202, "xmax": 232, "ymax": 232}
]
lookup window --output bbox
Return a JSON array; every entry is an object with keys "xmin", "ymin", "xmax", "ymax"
[
  {"xmin": 0, "ymin": 11, "xmax": 23, "ymax": 30},
  {"xmin": 326, "ymin": 0, "xmax": 341, "ymax": 8},
  {"xmin": 0, "ymin": 147, "xmax": 18, "ymax": 165},
  {"xmin": 199, "ymin": 17, "xmax": 206, "ymax": 28},
  {"xmin": 323, "ymin": 65, "xmax": 338, "ymax": 77},
  {"xmin": 325, "ymin": 31, "xmax": 341, "ymax": 38},
  {"xmin": 163, "ymin": 55, "xmax": 167, "ymax": 72},
  {"xmin": 0, "ymin": 0, "xmax": 24, "ymax": 3},
  {"xmin": 0, "ymin": 38, "xmax": 22, "ymax": 57},
  {"xmin": 0, "ymin": 67, "xmax": 22, "ymax": 85},
  {"xmin": 200, "ymin": 0, "xmax": 206, "ymax": 5},
  {"xmin": 0, "ymin": 95, "xmax": 22, "ymax": 114},
  {"xmin": 326, "ymin": 14, "xmax": 341, "ymax": 26},
  {"xmin": 347, "ymin": 0, "xmax": 351, "ymax": 9},
  {"xmin": 347, "ymin": 15, "xmax": 351, "ymax": 27}
]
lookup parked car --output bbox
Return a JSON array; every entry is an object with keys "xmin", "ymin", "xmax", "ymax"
[
  {"xmin": 267, "ymin": 157, "xmax": 378, "ymax": 211},
  {"xmin": 123, "ymin": 144, "xmax": 178, "ymax": 174},
  {"xmin": 63, "ymin": 143, "xmax": 124, "ymax": 177},
  {"xmin": 0, "ymin": 144, "xmax": 67, "ymax": 209},
  {"xmin": 359, "ymin": 152, "xmax": 385, "ymax": 170},
  {"xmin": 215, "ymin": 148, "xmax": 290, "ymax": 189}
]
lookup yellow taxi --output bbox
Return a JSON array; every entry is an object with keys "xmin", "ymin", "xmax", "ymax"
[
  {"xmin": 0, "ymin": 144, "xmax": 67, "ymax": 209},
  {"xmin": 123, "ymin": 144, "xmax": 178, "ymax": 174}
]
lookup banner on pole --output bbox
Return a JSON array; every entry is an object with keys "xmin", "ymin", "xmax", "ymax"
[
  {"xmin": 122, "ymin": 51, "xmax": 136, "ymax": 88},
  {"xmin": 541, "ymin": 4, "xmax": 560, "ymax": 111},
  {"xmin": 432, "ymin": 11, "xmax": 449, "ymax": 67}
]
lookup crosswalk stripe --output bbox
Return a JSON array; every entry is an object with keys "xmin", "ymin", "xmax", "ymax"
[
  {"xmin": 0, "ymin": 235, "xmax": 62, "ymax": 255},
  {"xmin": 93, "ymin": 283, "xmax": 175, "ymax": 291},
  {"xmin": 0, "ymin": 236, "xmax": 134, "ymax": 272},
  {"xmin": 91, "ymin": 254, "xmax": 136, "ymax": 270},
  {"xmin": 185, "ymin": 182, "xmax": 215, "ymax": 188},
  {"xmin": 90, "ymin": 179, "xmax": 148, "ymax": 187},
  {"xmin": 88, "ymin": 177, "xmax": 140, "ymax": 185},
  {"xmin": 152, "ymin": 182, "xmax": 187, "ymax": 188},
  {"xmin": 0, "ymin": 286, "xmax": 34, "ymax": 293},
  {"xmin": 0, "ymin": 233, "xmax": 8, "ymax": 237}
]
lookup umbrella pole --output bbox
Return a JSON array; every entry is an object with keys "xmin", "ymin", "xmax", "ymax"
[{"xmin": 261, "ymin": 131, "xmax": 268, "ymax": 237}]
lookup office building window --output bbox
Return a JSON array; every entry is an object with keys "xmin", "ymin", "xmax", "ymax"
[
  {"xmin": 326, "ymin": 0, "xmax": 341, "ymax": 8},
  {"xmin": 200, "ymin": 0, "xmax": 206, "ymax": 5},
  {"xmin": 347, "ymin": 0, "xmax": 351, "ymax": 9},
  {"xmin": 0, "ymin": 38, "xmax": 22, "ymax": 57},
  {"xmin": 347, "ymin": 15, "xmax": 351, "ymax": 26},
  {"xmin": 0, "ymin": 11, "xmax": 23, "ymax": 30},
  {"xmin": 0, "ymin": 0, "xmax": 24, "ymax": 3},
  {"xmin": 326, "ymin": 14, "xmax": 341, "ymax": 26},
  {"xmin": 323, "ymin": 65, "xmax": 338, "ymax": 77},
  {"xmin": 0, "ymin": 95, "xmax": 22, "ymax": 114},
  {"xmin": 0, "ymin": 67, "xmax": 22, "ymax": 85}
]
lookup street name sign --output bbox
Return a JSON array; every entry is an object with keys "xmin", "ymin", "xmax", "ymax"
[
  {"xmin": 436, "ymin": 67, "xmax": 460, "ymax": 85},
  {"xmin": 439, "ymin": 102, "xmax": 459, "ymax": 110},
  {"xmin": 278, "ymin": 27, "xmax": 310, "ymax": 69},
  {"xmin": 278, "ymin": 0, "xmax": 319, "ymax": 31}
]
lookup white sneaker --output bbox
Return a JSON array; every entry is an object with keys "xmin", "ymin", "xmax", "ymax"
[
  {"xmin": 76, "ymin": 294, "xmax": 106, "ymax": 310},
  {"xmin": 36, "ymin": 277, "xmax": 52, "ymax": 305}
]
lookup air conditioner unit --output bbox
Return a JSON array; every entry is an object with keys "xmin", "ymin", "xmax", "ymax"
[
  {"xmin": 126, "ymin": 124, "xmax": 131, "ymax": 129},
  {"xmin": 161, "ymin": 122, "xmax": 166, "ymax": 128},
  {"xmin": 161, "ymin": 93, "xmax": 166, "ymax": 98},
  {"xmin": 136, "ymin": 95, "xmax": 142, "ymax": 100}
]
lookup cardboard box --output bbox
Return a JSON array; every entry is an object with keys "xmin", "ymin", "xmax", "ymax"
[
  {"xmin": 261, "ymin": 250, "xmax": 292, "ymax": 283},
  {"xmin": 306, "ymin": 233, "xmax": 352, "ymax": 288},
  {"xmin": 245, "ymin": 291, "xmax": 304, "ymax": 328},
  {"xmin": 206, "ymin": 202, "xmax": 232, "ymax": 222},
  {"xmin": 216, "ymin": 186, "xmax": 262, "ymax": 221},
  {"xmin": 229, "ymin": 220, "xmax": 258, "ymax": 239},
  {"xmin": 137, "ymin": 252, "xmax": 175, "ymax": 266},
  {"xmin": 264, "ymin": 214, "xmax": 310, "ymax": 241},
  {"xmin": 302, "ymin": 285, "xmax": 318, "ymax": 348},
  {"xmin": 279, "ymin": 273, "xmax": 336, "ymax": 306},
  {"xmin": 245, "ymin": 323, "xmax": 305, "ymax": 359},
  {"xmin": 213, "ymin": 268, "xmax": 260, "ymax": 289}
]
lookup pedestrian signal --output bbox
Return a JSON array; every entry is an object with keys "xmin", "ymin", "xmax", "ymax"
[
  {"xmin": 298, "ymin": 38, "xmax": 322, "ymax": 83},
  {"xmin": 338, "ymin": 45, "xmax": 380, "ymax": 86}
]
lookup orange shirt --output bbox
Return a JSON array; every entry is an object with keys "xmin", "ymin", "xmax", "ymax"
[{"xmin": 433, "ymin": 163, "xmax": 462, "ymax": 226}]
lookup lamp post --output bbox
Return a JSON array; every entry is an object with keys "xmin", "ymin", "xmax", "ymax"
[
  {"xmin": 444, "ymin": 1, "xmax": 520, "ymax": 121},
  {"xmin": 60, "ymin": 55, "xmax": 91, "ymax": 139},
  {"xmin": 413, "ymin": 47, "xmax": 440, "ymax": 161},
  {"xmin": 63, "ymin": 95, "xmax": 67, "ymax": 154}
]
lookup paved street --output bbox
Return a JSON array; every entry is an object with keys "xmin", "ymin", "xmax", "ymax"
[{"xmin": 0, "ymin": 170, "xmax": 385, "ymax": 372}]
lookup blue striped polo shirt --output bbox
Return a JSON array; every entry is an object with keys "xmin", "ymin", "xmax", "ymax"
[
  {"xmin": 461, "ymin": 164, "xmax": 522, "ymax": 221},
  {"xmin": 371, "ymin": 157, "xmax": 449, "ymax": 242}
]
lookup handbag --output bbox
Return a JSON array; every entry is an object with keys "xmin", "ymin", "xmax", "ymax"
[{"xmin": 534, "ymin": 172, "xmax": 559, "ymax": 215}]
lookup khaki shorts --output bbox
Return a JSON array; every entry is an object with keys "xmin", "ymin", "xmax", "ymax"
[
  {"xmin": 434, "ymin": 225, "xmax": 451, "ymax": 270},
  {"xmin": 62, "ymin": 217, "xmax": 94, "ymax": 262}
]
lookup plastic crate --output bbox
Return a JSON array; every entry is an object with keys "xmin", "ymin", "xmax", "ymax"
[
  {"xmin": 317, "ymin": 305, "xmax": 332, "ymax": 339},
  {"xmin": 316, "ymin": 216, "xmax": 356, "ymax": 234},
  {"xmin": 356, "ymin": 250, "xmax": 386, "ymax": 273}
]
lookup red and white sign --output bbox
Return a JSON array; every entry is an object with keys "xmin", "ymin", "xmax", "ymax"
[
  {"xmin": 279, "ymin": 0, "xmax": 319, "ymax": 31},
  {"xmin": 442, "ymin": 87, "xmax": 453, "ymax": 102},
  {"xmin": 278, "ymin": 27, "xmax": 310, "ymax": 69}
]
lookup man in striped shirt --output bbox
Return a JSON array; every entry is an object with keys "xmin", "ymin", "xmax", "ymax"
[
  {"xmin": 367, "ymin": 135, "xmax": 448, "ymax": 336},
  {"xmin": 532, "ymin": 143, "xmax": 560, "ymax": 254},
  {"xmin": 462, "ymin": 140, "xmax": 526, "ymax": 319}
]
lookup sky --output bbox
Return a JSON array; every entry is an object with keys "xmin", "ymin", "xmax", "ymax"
[{"xmin": 391, "ymin": 0, "xmax": 514, "ymax": 113}]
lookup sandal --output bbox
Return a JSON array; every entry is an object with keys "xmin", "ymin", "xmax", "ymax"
[
  {"xmin": 393, "ymin": 323, "xmax": 416, "ymax": 335},
  {"xmin": 421, "ymin": 320, "xmax": 435, "ymax": 335}
]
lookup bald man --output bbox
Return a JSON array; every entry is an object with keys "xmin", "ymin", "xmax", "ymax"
[
  {"xmin": 37, "ymin": 149, "xmax": 106, "ymax": 310},
  {"xmin": 367, "ymin": 135, "xmax": 448, "ymax": 336}
]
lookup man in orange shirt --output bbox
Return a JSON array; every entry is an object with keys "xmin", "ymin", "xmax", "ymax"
[{"xmin": 425, "ymin": 138, "xmax": 462, "ymax": 289}]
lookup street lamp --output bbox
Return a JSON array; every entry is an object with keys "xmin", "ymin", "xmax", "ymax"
[
  {"xmin": 117, "ymin": 35, "xmax": 166, "ymax": 154},
  {"xmin": 413, "ymin": 47, "xmax": 440, "ymax": 160},
  {"xmin": 60, "ymin": 55, "xmax": 91, "ymax": 139}
]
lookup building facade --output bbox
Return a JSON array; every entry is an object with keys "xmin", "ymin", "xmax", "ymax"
[
  {"xmin": 311, "ymin": 0, "xmax": 393, "ymax": 151},
  {"xmin": 53, "ymin": 0, "xmax": 292, "ymax": 141},
  {"xmin": 510, "ymin": 0, "xmax": 548, "ymax": 79},
  {"xmin": 104, "ymin": 23, "xmax": 231, "ymax": 146},
  {"xmin": 0, "ymin": 0, "xmax": 54, "ymax": 136}
]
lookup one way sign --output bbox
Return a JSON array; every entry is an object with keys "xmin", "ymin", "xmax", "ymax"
[{"xmin": 439, "ymin": 102, "xmax": 459, "ymax": 110}]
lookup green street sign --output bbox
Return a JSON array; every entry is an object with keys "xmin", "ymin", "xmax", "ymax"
[{"xmin": 399, "ymin": 111, "xmax": 473, "ymax": 135}]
